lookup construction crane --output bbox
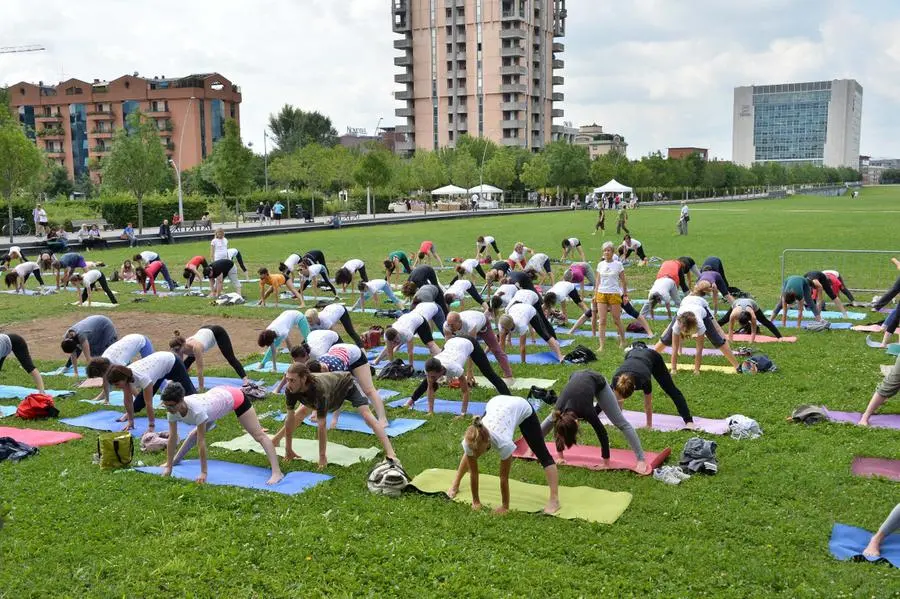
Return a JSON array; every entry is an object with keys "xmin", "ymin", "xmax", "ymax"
[{"xmin": 0, "ymin": 45, "xmax": 45, "ymax": 55}]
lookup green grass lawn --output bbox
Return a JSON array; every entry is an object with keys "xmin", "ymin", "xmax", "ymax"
[{"xmin": 1, "ymin": 189, "xmax": 898, "ymax": 597}]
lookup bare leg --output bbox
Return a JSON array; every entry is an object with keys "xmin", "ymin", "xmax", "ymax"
[
  {"xmin": 357, "ymin": 405, "xmax": 396, "ymax": 460},
  {"xmin": 238, "ymin": 408, "xmax": 285, "ymax": 484},
  {"xmin": 352, "ymin": 363, "xmax": 388, "ymax": 426},
  {"xmin": 543, "ymin": 464, "xmax": 561, "ymax": 514},
  {"xmin": 858, "ymin": 392, "xmax": 888, "ymax": 426}
]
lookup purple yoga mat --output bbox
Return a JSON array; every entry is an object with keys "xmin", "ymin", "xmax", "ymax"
[
  {"xmin": 851, "ymin": 457, "xmax": 900, "ymax": 482},
  {"xmin": 599, "ymin": 409, "xmax": 730, "ymax": 435},
  {"xmin": 660, "ymin": 346, "xmax": 724, "ymax": 357},
  {"xmin": 824, "ymin": 408, "xmax": 900, "ymax": 430}
]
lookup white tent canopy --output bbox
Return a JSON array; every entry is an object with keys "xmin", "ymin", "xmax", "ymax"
[
  {"xmin": 593, "ymin": 179, "xmax": 633, "ymax": 194},
  {"xmin": 431, "ymin": 184, "xmax": 467, "ymax": 196},
  {"xmin": 467, "ymin": 184, "xmax": 503, "ymax": 194}
]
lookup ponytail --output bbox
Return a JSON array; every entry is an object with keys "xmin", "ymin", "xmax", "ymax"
[
  {"xmin": 169, "ymin": 330, "xmax": 187, "ymax": 351},
  {"xmin": 553, "ymin": 410, "xmax": 579, "ymax": 452}
]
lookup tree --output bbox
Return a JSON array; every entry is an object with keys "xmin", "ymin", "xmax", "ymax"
[
  {"xmin": 267, "ymin": 105, "xmax": 338, "ymax": 153},
  {"xmin": 0, "ymin": 87, "xmax": 12, "ymax": 124},
  {"xmin": 101, "ymin": 111, "xmax": 169, "ymax": 233},
  {"xmin": 520, "ymin": 154, "xmax": 550, "ymax": 191},
  {"xmin": 456, "ymin": 134, "xmax": 497, "ymax": 167},
  {"xmin": 449, "ymin": 151, "xmax": 479, "ymax": 189},
  {"xmin": 410, "ymin": 151, "xmax": 447, "ymax": 191},
  {"xmin": 354, "ymin": 149, "xmax": 393, "ymax": 214},
  {"xmin": 205, "ymin": 119, "xmax": 254, "ymax": 225},
  {"xmin": 482, "ymin": 147, "xmax": 517, "ymax": 190},
  {"xmin": 267, "ymin": 151, "xmax": 308, "ymax": 191},
  {"xmin": 880, "ymin": 169, "xmax": 900, "ymax": 184},
  {"xmin": 330, "ymin": 145, "xmax": 359, "ymax": 193},
  {"xmin": 544, "ymin": 141, "xmax": 590, "ymax": 192},
  {"xmin": 42, "ymin": 163, "xmax": 74, "ymax": 198},
  {"xmin": 0, "ymin": 117, "xmax": 43, "ymax": 241}
]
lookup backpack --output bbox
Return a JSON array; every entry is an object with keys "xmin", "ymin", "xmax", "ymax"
[
  {"xmin": 564, "ymin": 345, "xmax": 597, "ymax": 364},
  {"xmin": 97, "ymin": 431, "xmax": 134, "ymax": 470},
  {"xmin": 626, "ymin": 320, "xmax": 645, "ymax": 333},
  {"xmin": 377, "ymin": 359, "xmax": 415, "ymax": 380},
  {"xmin": 362, "ymin": 326, "xmax": 384, "ymax": 350},
  {"xmin": 374, "ymin": 309, "xmax": 403, "ymax": 319},
  {"xmin": 16, "ymin": 393, "xmax": 59, "ymax": 419},
  {"xmin": 740, "ymin": 353, "xmax": 776, "ymax": 374},
  {"xmin": 314, "ymin": 299, "xmax": 333, "ymax": 310},
  {"xmin": 791, "ymin": 404, "xmax": 827, "ymax": 425},
  {"xmin": 366, "ymin": 458, "xmax": 410, "ymax": 497},
  {"xmin": 803, "ymin": 320, "xmax": 830, "ymax": 332},
  {"xmin": 242, "ymin": 382, "xmax": 267, "ymax": 401},
  {"xmin": 526, "ymin": 386, "xmax": 558, "ymax": 406}
]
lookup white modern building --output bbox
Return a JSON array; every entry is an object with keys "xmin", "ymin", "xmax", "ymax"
[{"xmin": 732, "ymin": 79, "xmax": 862, "ymax": 168}]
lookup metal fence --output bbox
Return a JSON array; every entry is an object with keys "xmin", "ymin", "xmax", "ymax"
[{"xmin": 780, "ymin": 248, "xmax": 899, "ymax": 295}]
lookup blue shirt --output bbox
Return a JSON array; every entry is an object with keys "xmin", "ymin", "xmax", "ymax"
[{"xmin": 272, "ymin": 202, "xmax": 284, "ymax": 215}]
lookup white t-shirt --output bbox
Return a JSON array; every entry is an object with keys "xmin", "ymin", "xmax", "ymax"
[
  {"xmin": 649, "ymin": 277, "xmax": 678, "ymax": 303},
  {"xmin": 624, "ymin": 238, "xmax": 642, "ymax": 249},
  {"xmin": 305, "ymin": 263, "xmax": 326, "ymax": 279},
  {"xmin": 363, "ymin": 279, "xmax": 390, "ymax": 294},
  {"xmin": 459, "ymin": 259, "xmax": 479, "ymax": 273},
  {"xmin": 14, "ymin": 262, "xmax": 40, "ymax": 277},
  {"xmin": 480, "ymin": 236, "xmax": 495, "ymax": 245},
  {"xmin": 458, "ymin": 310, "xmax": 487, "ymax": 335},
  {"xmin": 493, "ymin": 284, "xmax": 519, "ymax": 308},
  {"xmin": 139, "ymin": 251, "xmax": 158, "ymax": 263},
  {"xmin": 129, "ymin": 351, "xmax": 176, "ymax": 393},
  {"xmin": 526, "ymin": 253, "xmax": 549, "ymax": 270},
  {"xmin": 508, "ymin": 246, "xmax": 529, "ymax": 262},
  {"xmin": 681, "ymin": 205, "xmax": 689, "ymax": 217},
  {"xmin": 269, "ymin": 310, "xmax": 303, "ymax": 338},
  {"xmin": 317, "ymin": 304, "xmax": 345, "ymax": 329},
  {"xmin": 307, "ymin": 330, "xmax": 339, "ymax": 359},
  {"xmin": 548, "ymin": 281, "xmax": 576, "ymax": 301},
  {"xmin": 566, "ymin": 237, "xmax": 580, "ymax": 247},
  {"xmin": 596, "ymin": 260, "xmax": 624, "ymax": 294},
  {"xmin": 506, "ymin": 303, "xmax": 535, "ymax": 336},
  {"xmin": 210, "ymin": 238, "xmax": 229, "ymax": 261},
  {"xmin": 434, "ymin": 337, "xmax": 473, "ymax": 378},
  {"xmin": 82, "ymin": 270, "xmax": 103, "ymax": 286},
  {"xmin": 342, "ymin": 259, "xmax": 364, "ymax": 273},
  {"xmin": 510, "ymin": 288, "xmax": 540, "ymax": 307},
  {"xmin": 673, "ymin": 295, "xmax": 709, "ymax": 336},
  {"xmin": 168, "ymin": 386, "xmax": 235, "ymax": 426},
  {"xmin": 412, "ymin": 301, "xmax": 440, "ymax": 322},
  {"xmin": 101, "ymin": 334, "xmax": 148, "ymax": 366},
  {"xmin": 462, "ymin": 395, "xmax": 533, "ymax": 460},
  {"xmin": 447, "ymin": 279, "xmax": 473, "ymax": 299},
  {"xmin": 392, "ymin": 312, "xmax": 426, "ymax": 344},
  {"xmin": 283, "ymin": 254, "xmax": 301, "ymax": 273},
  {"xmin": 227, "ymin": 248, "xmax": 240, "ymax": 261},
  {"xmin": 188, "ymin": 328, "xmax": 217, "ymax": 352}
]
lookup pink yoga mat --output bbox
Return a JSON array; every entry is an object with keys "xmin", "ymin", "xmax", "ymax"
[
  {"xmin": 851, "ymin": 457, "xmax": 900, "ymax": 482},
  {"xmin": 853, "ymin": 325, "xmax": 885, "ymax": 333},
  {"xmin": 730, "ymin": 334, "xmax": 797, "ymax": 343},
  {"xmin": 511, "ymin": 438, "xmax": 670, "ymax": 474},
  {"xmin": 599, "ymin": 409, "xmax": 730, "ymax": 435},
  {"xmin": 824, "ymin": 408, "xmax": 900, "ymax": 430},
  {"xmin": 0, "ymin": 426, "xmax": 83, "ymax": 446},
  {"xmin": 660, "ymin": 346, "xmax": 723, "ymax": 357}
]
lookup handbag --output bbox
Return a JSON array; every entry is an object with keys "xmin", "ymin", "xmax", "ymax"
[{"xmin": 97, "ymin": 432, "xmax": 134, "ymax": 470}]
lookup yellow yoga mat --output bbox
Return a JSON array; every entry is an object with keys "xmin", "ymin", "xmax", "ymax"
[
  {"xmin": 673, "ymin": 364, "xmax": 737, "ymax": 374},
  {"xmin": 473, "ymin": 376, "xmax": 557, "ymax": 390},
  {"xmin": 410, "ymin": 468, "xmax": 632, "ymax": 524},
  {"xmin": 212, "ymin": 434, "xmax": 380, "ymax": 467}
]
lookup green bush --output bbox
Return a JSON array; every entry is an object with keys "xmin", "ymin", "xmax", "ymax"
[
  {"xmin": 0, "ymin": 199, "xmax": 103, "ymax": 231},
  {"xmin": 96, "ymin": 191, "xmax": 207, "ymax": 228}
]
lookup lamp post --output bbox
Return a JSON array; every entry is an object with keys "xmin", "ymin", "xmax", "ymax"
[
  {"xmin": 366, "ymin": 116, "xmax": 383, "ymax": 217},
  {"xmin": 169, "ymin": 158, "xmax": 182, "ymax": 226},
  {"xmin": 175, "ymin": 95, "xmax": 196, "ymax": 222},
  {"xmin": 263, "ymin": 130, "xmax": 270, "ymax": 193}
]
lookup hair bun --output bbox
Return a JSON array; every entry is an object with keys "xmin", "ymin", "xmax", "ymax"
[{"xmin": 472, "ymin": 415, "xmax": 482, "ymax": 427}]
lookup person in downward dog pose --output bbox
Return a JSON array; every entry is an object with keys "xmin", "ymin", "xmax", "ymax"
[
  {"xmin": 476, "ymin": 235, "xmax": 500, "ymax": 259},
  {"xmin": 278, "ymin": 253, "xmax": 304, "ymax": 278},
  {"xmin": 0, "ymin": 332, "xmax": 46, "ymax": 394},
  {"xmin": 60, "ymin": 315, "xmax": 118, "ymax": 379},
  {"xmin": 136, "ymin": 260, "xmax": 178, "ymax": 295},
  {"xmin": 183, "ymin": 256, "xmax": 208, "ymax": 288},
  {"xmin": 541, "ymin": 370, "xmax": 650, "ymax": 474},
  {"xmin": 771, "ymin": 275, "xmax": 823, "ymax": 328},
  {"xmin": 450, "ymin": 258, "xmax": 487, "ymax": 284},
  {"xmin": 507, "ymin": 242, "xmax": 533, "ymax": 270},
  {"xmin": 444, "ymin": 278, "xmax": 488, "ymax": 311},
  {"xmin": 0, "ymin": 246, "xmax": 27, "ymax": 267},
  {"xmin": 718, "ymin": 298, "xmax": 782, "ymax": 343},
  {"xmin": 306, "ymin": 303, "xmax": 364, "ymax": 347},
  {"xmin": 203, "ymin": 258, "xmax": 241, "ymax": 298},
  {"xmin": 524, "ymin": 252, "xmax": 554, "ymax": 286},
  {"xmin": 497, "ymin": 296, "xmax": 565, "ymax": 363},
  {"xmin": 412, "ymin": 240, "xmax": 443, "ymax": 267},
  {"xmin": 106, "ymin": 351, "xmax": 196, "ymax": 432},
  {"xmin": 612, "ymin": 344, "xmax": 694, "ymax": 429},
  {"xmin": 560, "ymin": 237, "xmax": 587, "ymax": 263},
  {"xmin": 563, "ymin": 262, "xmax": 595, "ymax": 295},
  {"xmin": 448, "ymin": 394, "xmax": 561, "ymax": 515},
  {"xmin": 69, "ymin": 269, "xmax": 118, "ymax": 306},
  {"xmin": 484, "ymin": 259, "xmax": 512, "ymax": 294},
  {"xmin": 859, "ymin": 352, "xmax": 900, "ymax": 426},
  {"xmin": 805, "ymin": 270, "xmax": 851, "ymax": 317},
  {"xmin": 3, "ymin": 261, "xmax": 45, "ymax": 293},
  {"xmin": 383, "ymin": 250, "xmax": 412, "ymax": 283},
  {"xmin": 700, "ymin": 256, "xmax": 729, "ymax": 290},
  {"xmin": 86, "ymin": 333, "xmax": 154, "ymax": 404},
  {"xmin": 405, "ymin": 336, "xmax": 511, "ymax": 416},
  {"xmin": 335, "ymin": 259, "xmax": 368, "ymax": 292},
  {"xmin": 409, "ymin": 284, "xmax": 449, "ymax": 329},
  {"xmin": 160, "ymin": 383, "xmax": 284, "ymax": 486},
  {"xmin": 258, "ymin": 268, "xmax": 302, "ymax": 307},
  {"xmin": 257, "ymin": 309, "xmax": 311, "ymax": 373},
  {"xmin": 444, "ymin": 309, "xmax": 513, "ymax": 379},
  {"xmin": 374, "ymin": 303, "xmax": 443, "ymax": 365},
  {"xmin": 542, "ymin": 276, "xmax": 590, "ymax": 321},
  {"xmin": 697, "ymin": 266, "xmax": 735, "ymax": 313},
  {"xmin": 351, "ymin": 278, "xmax": 404, "ymax": 311},
  {"xmin": 616, "ymin": 235, "xmax": 648, "ymax": 266},
  {"xmin": 169, "ymin": 326, "xmax": 251, "ymax": 391},
  {"xmin": 640, "ymin": 276, "xmax": 682, "ymax": 323},
  {"xmin": 298, "ymin": 259, "xmax": 339, "ymax": 300}
]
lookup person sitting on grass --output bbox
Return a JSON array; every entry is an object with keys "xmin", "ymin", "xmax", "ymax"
[
  {"xmin": 119, "ymin": 259, "xmax": 136, "ymax": 282},
  {"xmin": 160, "ymin": 383, "xmax": 284, "ymax": 486},
  {"xmin": 448, "ymin": 394, "xmax": 561, "ymax": 515},
  {"xmin": 859, "ymin": 352, "xmax": 900, "ymax": 426}
]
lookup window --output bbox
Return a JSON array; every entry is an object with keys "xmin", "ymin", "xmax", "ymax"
[{"xmin": 211, "ymin": 99, "xmax": 225, "ymax": 143}]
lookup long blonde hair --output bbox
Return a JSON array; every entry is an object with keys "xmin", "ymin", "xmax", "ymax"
[
  {"xmin": 676, "ymin": 311, "xmax": 699, "ymax": 337},
  {"xmin": 464, "ymin": 416, "xmax": 491, "ymax": 456}
]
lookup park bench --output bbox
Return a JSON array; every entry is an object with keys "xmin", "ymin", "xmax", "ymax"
[
  {"xmin": 70, "ymin": 218, "xmax": 112, "ymax": 232},
  {"xmin": 242, "ymin": 212, "xmax": 261, "ymax": 223}
]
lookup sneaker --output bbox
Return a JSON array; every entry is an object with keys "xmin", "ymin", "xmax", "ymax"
[
  {"xmin": 669, "ymin": 467, "xmax": 692, "ymax": 481},
  {"xmin": 653, "ymin": 467, "xmax": 681, "ymax": 485}
]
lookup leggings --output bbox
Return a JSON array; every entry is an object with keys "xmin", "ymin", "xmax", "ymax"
[
  {"xmin": 232, "ymin": 251, "xmax": 247, "ymax": 272},
  {"xmin": 833, "ymin": 274, "xmax": 855, "ymax": 302},
  {"xmin": 304, "ymin": 250, "xmax": 325, "ymax": 266},
  {"xmin": 409, "ymin": 337, "xmax": 510, "ymax": 401},
  {"xmin": 301, "ymin": 272, "xmax": 338, "ymax": 295},
  {"xmin": 183, "ymin": 325, "xmax": 247, "ymax": 378},
  {"xmin": 352, "ymin": 286, "xmax": 402, "ymax": 310},
  {"xmin": 0, "ymin": 333, "xmax": 36, "ymax": 373},
  {"xmin": 624, "ymin": 246, "xmax": 646, "ymax": 260},
  {"xmin": 772, "ymin": 286, "xmax": 820, "ymax": 318},
  {"xmin": 398, "ymin": 255, "xmax": 412, "ymax": 273},
  {"xmin": 134, "ymin": 357, "xmax": 196, "ymax": 412},
  {"xmin": 23, "ymin": 270, "xmax": 45, "ymax": 286},
  {"xmin": 450, "ymin": 264, "xmax": 487, "ymax": 285},
  {"xmin": 616, "ymin": 221, "xmax": 629, "ymax": 235},
  {"xmin": 718, "ymin": 307, "xmax": 782, "ymax": 338},
  {"xmin": 337, "ymin": 308, "xmax": 363, "ymax": 346},
  {"xmin": 82, "ymin": 273, "xmax": 118, "ymax": 304},
  {"xmin": 529, "ymin": 311, "xmax": 556, "ymax": 342},
  {"xmin": 876, "ymin": 503, "xmax": 900, "ymax": 537},
  {"xmin": 415, "ymin": 320, "xmax": 434, "ymax": 344},
  {"xmin": 884, "ymin": 304, "xmax": 900, "ymax": 334},
  {"xmin": 357, "ymin": 265, "xmax": 369, "ymax": 282},
  {"xmin": 642, "ymin": 349, "xmax": 692, "ymax": 423},
  {"xmin": 875, "ymin": 275, "xmax": 900, "ymax": 311},
  {"xmin": 1, "ymin": 250, "xmax": 29, "ymax": 265},
  {"xmin": 147, "ymin": 263, "xmax": 177, "ymax": 292},
  {"xmin": 483, "ymin": 240, "xmax": 500, "ymax": 254},
  {"xmin": 519, "ymin": 410, "xmax": 555, "ymax": 468}
]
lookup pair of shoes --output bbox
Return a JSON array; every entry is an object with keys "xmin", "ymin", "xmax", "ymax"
[{"xmin": 653, "ymin": 466, "xmax": 691, "ymax": 485}]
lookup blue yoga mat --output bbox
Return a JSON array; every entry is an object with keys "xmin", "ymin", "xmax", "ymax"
[
  {"xmin": 567, "ymin": 329, "xmax": 652, "ymax": 339},
  {"xmin": 0, "ymin": 385, "xmax": 73, "ymax": 400},
  {"xmin": 774, "ymin": 321, "xmax": 853, "ymax": 330},
  {"xmin": 40, "ymin": 366, "xmax": 75, "ymax": 377},
  {"xmin": 0, "ymin": 405, "xmax": 17, "ymax": 418},
  {"xmin": 388, "ymin": 396, "xmax": 487, "ymax": 417},
  {"xmin": 134, "ymin": 459, "xmax": 332, "ymax": 496},
  {"xmin": 245, "ymin": 361, "xmax": 290, "ymax": 373},
  {"xmin": 191, "ymin": 376, "xmax": 261, "ymax": 388},
  {"xmin": 290, "ymin": 411, "xmax": 425, "ymax": 437},
  {"xmin": 866, "ymin": 336, "xmax": 888, "ymax": 349},
  {"xmin": 60, "ymin": 410, "xmax": 197, "ymax": 438},
  {"xmin": 780, "ymin": 309, "xmax": 865, "ymax": 320},
  {"xmin": 829, "ymin": 523, "xmax": 900, "ymax": 568},
  {"xmin": 889, "ymin": 344, "xmax": 900, "ymax": 357}
]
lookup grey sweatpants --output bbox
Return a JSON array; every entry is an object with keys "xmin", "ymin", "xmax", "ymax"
[
  {"xmin": 876, "ymin": 353, "xmax": 900, "ymax": 399},
  {"xmin": 540, "ymin": 384, "xmax": 645, "ymax": 461},
  {"xmin": 877, "ymin": 503, "xmax": 900, "ymax": 536}
]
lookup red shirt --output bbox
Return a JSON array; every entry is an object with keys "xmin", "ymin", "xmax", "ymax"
[
  {"xmin": 418, "ymin": 241, "xmax": 433, "ymax": 254},
  {"xmin": 656, "ymin": 260, "xmax": 681, "ymax": 283},
  {"xmin": 187, "ymin": 255, "xmax": 205, "ymax": 268}
]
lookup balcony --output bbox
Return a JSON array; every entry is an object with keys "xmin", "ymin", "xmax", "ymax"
[
  {"xmin": 395, "ymin": 137, "xmax": 416, "ymax": 153},
  {"xmin": 553, "ymin": 42, "xmax": 565, "ymax": 52},
  {"xmin": 499, "ymin": 82, "xmax": 527, "ymax": 94},
  {"xmin": 500, "ymin": 119, "xmax": 526, "ymax": 128},
  {"xmin": 501, "ymin": 10, "xmax": 525, "ymax": 21},
  {"xmin": 501, "ymin": 45, "xmax": 526, "ymax": 58},
  {"xmin": 395, "ymin": 107, "xmax": 414, "ymax": 118},
  {"xmin": 392, "ymin": 18, "xmax": 410, "ymax": 33},
  {"xmin": 44, "ymin": 147, "xmax": 65, "ymax": 156},
  {"xmin": 500, "ymin": 65, "xmax": 528, "ymax": 77},
  {"xmin": 395, "ymin": 89, "xmax": 413, "ymax": 101},
  {"xmin": 165, "ymin": 141, "xmax": 175, "ymax": 151},
  {"xmin": 552, "ymin": 92, "xmax": 564, "ymax": 102},
  {"xmin": 156, "ymin": 121, "xmax": 174, "ymax": 132},
  {"xmin": 551, "ymin": 108, "xmax": 564, "ymax": 118},
  {"xmin": 392, "ymin": 0, "xmax": 408, "ymax": 14},
  {"xmin": 454, "ymin": 50, "xmax": 467, "ymax": 61},
  {"xmin": 501, "ymin": 137, "xmax": 525, "ymax": 147},
  {"xmin": 395, "ymin": 124, "xmax": 415, "ymax": 134},
  {"xmin": 147, "ymin": 108, "xmax": 170, "ymax": 116},
  {"xmin": 552, "ymin": 59, "xmax": 564, "ymax": 69},
  {"xmin": 394, "ymin": 54, "xmax": 412, "ymax": 67},
  {"xmin": 499, "ymin": 26, "xmax": 525, "ymax": 39},
  {"xmin": 90, "ymin": 129, "xmax": 114, "ymax": 138},
  {"xmin": 452, "ymin": 104, "xmax": 468, "ymax": 114},
  {"xmin": 394, "ymin": 72, "xmax": 413, "ymax": 84},
  {"xmin": 87, "ymin": 111, "xmax": 115, "ymax": 120},
  {"xmin": 500, "ymin": 101, "xmax": 527, "ymax": 111},
  {"xmin": 91, "ymin": 146, "xmax": 111, "ymax": 154},
  {"xmin": 394, "ymin": 36, "xmax": 412, "ymax": 50},
  {"xmin": 35, "ymin": 114, "xmax": 62, "ymax": 122},
  {"xmin": 37, "ymin": 127, "xmax": 66, "ymax": 139},
  {"xmin": 552, "ymin": 76, "xmax": 564, "ymax": 85}
]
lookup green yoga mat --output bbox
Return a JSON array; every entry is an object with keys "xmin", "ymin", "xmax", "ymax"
[
  {"xmin": 211, "ymin": 433, "xmax": 380, "ymax": 467},
  {"xmin": 410, "ymin": 468, "xmax": 632, "ymax": 524},
  {"xmin": 473, "ymin": 376, "xmax": 557, "ymax": 390}
]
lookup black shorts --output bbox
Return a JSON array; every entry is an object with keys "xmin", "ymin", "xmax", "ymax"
[
  {"xmin": 234, "ymin": 393, "xmax": 252, "ymax": 417},
  {"xmin": 344, "ymin": 383, "xmax": 369, "ymax": 408},
  {"xmin": 348, "ymin": 351, "xmax": 369, "ymax": 371}
]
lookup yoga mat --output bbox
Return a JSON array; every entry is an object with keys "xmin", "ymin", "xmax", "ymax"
[
  {"xmin": 854, "ymin": 324, "xmax": 886, "ymax": 333},
  {"xmin": 669, "ymin": 364, "xmax": 738, "ymax": 374},
  {"xmin": 866, "ymin": 336, "xmax": 888, "ymax": 349},
  {"xmin": 0, "ymin": 405, "xmax": 17, "ymax": 418},
  {"xmin": 388, "ymin": 396, "xmax": 487, "ymax": 417},
  {"xmin": 511, "ymin": 438, "xmax": 671, "ymax": 474},
  {"xmin": 660, "ymin": 346, "xmax": 724, "ymax": 357},
  {"xmin": 245, "ymin": 361, "xmax": 290, "ymax": 373},
  {"xmin": 567, "ymin": 329, "xmax": 652, "ymax": 339},
  {"xmin": 371, "ymin": 351, "xmax": 563, "ymax": 368},
  {"xmin": 410, "ymin": 468, "xmax": 632, "ymax": 524},
  {"xmin": 0, "ymin": 426, "xmax": 82, "ymax": 446},
  {"xmin": 77, "ymin": 377, "xmax": 104, "ymax": 388},
  {"xmin": 0, "ymin": 289, "xmax": 41, "ymax": 296},
  {"xmin": 60, "ymin": 410, "xmax": 197, "ymax": 438},
  {"xmin": 776, "ymin": 321, "xmax": 853, "ymax": 330},
  {"xmin": 780, "ymin": 309, "xmax": 864, "ymax": 320},
  {"xmin": 730, "ymin": 334, "xmax": 797, "ymax": 343},
  {"xmin": 40, "ymin": 366, "xmax": 75, "ymax": 377},
  {"xmin": 0, "ymin": 385, "xmax": 73, "ymax": 400},
  {"xmin": 69, "ymin": 301, "xmax": 118, "ymax": 308},
  {"xmin": 600, "ymin": 409, "xmax": 731, "ymax": 435},
  {"xmin": 212, "ymin": 433, "xmax": 380, "ymax": 467},
  {"xmin": 851, "ymin": 457, "xmax": 900, "ymax": 482},
  {"xmin": 129, "ymin": 290, "xmax": 186, "ymax": 297},
  {"xmin": 823, "ymin": 408, "xmax": 900, "ymax": 430},
  {"xmin": 888, "ymin": 344, "xmax": 900, "ymax": 357},
  {"xmin": 191, "ymin": 376, "xmax": 263, "ymax": 388},
  {"xmin": 135, "ymin": 459, "xmax": 332, "ymax": 496},
  {"xmin": 472, "ymin": 376, "xmax": 557, "ymax": 390},
  {"xmin": 829, "ymin": 523, "xmax": 900, "ymax": 568},
  {"xmin": 299, "ymin": 412, "xmax": 426, "ymax": 437}
]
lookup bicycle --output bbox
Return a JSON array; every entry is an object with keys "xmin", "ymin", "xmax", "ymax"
[{"xmin": 1, "ymin": 219, "xmax": 31, "ymax": 236}]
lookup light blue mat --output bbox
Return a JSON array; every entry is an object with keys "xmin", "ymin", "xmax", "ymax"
[
  {"xmin": 135, "ymin": 459, "xmax": 332, "ymax": 496},
  {"xmin": 245, "ymin": 361, "xmax": 290, "ymax": 373},
  {"xmin": 829, "ymin": 523, "xmax": 899, "ymax": 568},
  {"xmin": 0, "ymin": 385, "xmax": 73, "ymax": 400},
  {"xmin": 388, "ymin": 396, "xmax": 487, "ymax": 417},
  {"xmin": 0, "ymin": 405, "xmax": 17, "ymax": 418},
  {"xmin": 60, "ymin": 410, "xmax": 198, "ymax": 438},
  {"xmin": 779, "ymin": 309, "xmax": 865, "ymax": 320},
  {"xmin": 302, "ymin": 412, "xmax": 426, "ymax": 436}
]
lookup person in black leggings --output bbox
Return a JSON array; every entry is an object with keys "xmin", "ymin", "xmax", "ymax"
[
  {"xmin": 804, "ymin": 270, "xmax": 849, "ymax": 316},
  {"xmin": 506, "ymin": 270, "xmax": 537, "ymax": 292},
  {"xmin": 874, "ymin": 260, "xmax": 900, "ymax": 312},
  {"xmin": 701, "ymin": 256, "xmax": 729, "ymax": 289},
  {"xmin": 412, "ymin": 284, "xmax": 450, "ymax": 319},
  {"xmin": 718, "ymin": 298, "xmax": 782, "ymax": 341},
  {"xmin": 485, "ymin": 260, "xmax": 511, "ymax": 293},
  {"xmin": 611, "ymin": 344, "xmax": 694, "ymax": 429},
  {"xmin": 0, "ymin": 333, "xmax": 45, "ymax": 393},
  {"xmin": 405, "ymin": 336, "xmax": 510, "ymax": 416},
  {"xmin": 169, "ymin": 325, "xmax": 249, "ymax": 390},
  {"xmin": 678, "ymin": 256, "xmax": 700, "ymax": 288},
  {"xmin": 107, "ymin": 352, "xmax": 196, "ymax": 431},
  {"xmin": 303, "ymin": 250, "xmax": 326, "ymax": 267},
  {"xmin": 401, "ymin": 265, "xmax": 442, "ymax": 299},
  {"xmin": 298, "ymin": 260, "xmax": 338, "ymax": 295}
]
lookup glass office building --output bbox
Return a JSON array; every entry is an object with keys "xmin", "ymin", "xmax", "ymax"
[{"xmin": 732, "ymin": 79, "xmax": 862, "ymax": 168}]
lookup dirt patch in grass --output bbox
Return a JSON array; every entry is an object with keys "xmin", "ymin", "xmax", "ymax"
[{"xmin": 11, "ymin": 312, "xmax": 271, "ymax": 365}]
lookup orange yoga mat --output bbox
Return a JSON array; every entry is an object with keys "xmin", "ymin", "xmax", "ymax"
[{"xmin": 512, "ymin": 438, "xmax": 670, "ymax": 474}]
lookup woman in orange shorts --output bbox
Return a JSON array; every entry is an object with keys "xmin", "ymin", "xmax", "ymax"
[{"xmin": 592, "ymin": 242, "xmax": 628, "ymax": 351}]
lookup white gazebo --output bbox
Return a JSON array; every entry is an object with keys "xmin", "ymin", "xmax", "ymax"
[
  {"xmin": 467, "ymin": 184, "xmax": 503, "ymax": 194},
  {"xmin": 431, "ymin": 184, "xmax": 468, "ymax": 196},
  {"xmin": 593, "ymin": 179, "xmax": 633, "ymax": 196},
  {"xmin": 468, "ymin": 184, "xmax": 503, "ymax": 208}
]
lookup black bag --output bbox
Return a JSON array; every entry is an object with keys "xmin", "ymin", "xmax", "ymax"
[
  {"xmin": 374, "ymin": 309, "xmax": 403, "ymax": 319},
  {"xmin": 377, "ymin": 359, "xmax": 415, "ymax": 380},
  {"xmin": 563, "ymin": 345, "xmax": 596, "ymax": 364},
  {"xmin": 526, "ymin": 386, "xmax": 558, "ymax": 406},
  {"xmin": 242, "ymin": 382, "xmax": 267, "ymax": 400}
]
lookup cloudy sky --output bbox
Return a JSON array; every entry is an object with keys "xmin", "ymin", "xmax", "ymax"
[{"xmin": 3, "ymin": 0, "xmax": 898, "ymax": 160}]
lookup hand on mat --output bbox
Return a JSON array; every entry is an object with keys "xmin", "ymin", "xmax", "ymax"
[
  {"xmin": 196, "ymin": 472, "xmax": 207, "ymax": 484},
  {"xmin": 454, "ymin": 413, "xmax": 467, "ymax": 420},
  {"xmin": 447, "ymin": 486, "xmax": 459, "ymax": 498},
  {"xmin": 121, "ymin": 421, "xmax": 135, "ymax": 432}
]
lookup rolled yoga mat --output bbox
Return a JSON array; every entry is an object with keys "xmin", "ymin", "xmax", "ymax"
[
  {"xmin": 0, "ymin": 426, "xmax": 82, "ymax": 446},
  {"xmin": 410, "ymin": 468, "xmax": 633, "ymax": 525},
  {"xmin": 829, "ymin": 523, "xmax": 900, "ymax": 568},
  {"xmin": 823, "ymin": 408, "xmax": 900, "ymax": 430},
  {"xmin": 599, "ymin": 409, "xmax": 731, "ymax": 435},
  {"xmin": 212, "ymin": 433, "xmax": 380, "ymax": 467},
  {"xmin": 388, "ymin": 397, "xmax": 487, "ymax": 417},
  {"xmin": 851, "ymin": 457, "xmax": 900, "ymax": 482},
  {"xmin": 511, "ymin": 438, "xmax": 670, "ymax": 474},
  {"xmin": 135, "ymin": 459, "xmax": 332, "ymax": 496}
]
